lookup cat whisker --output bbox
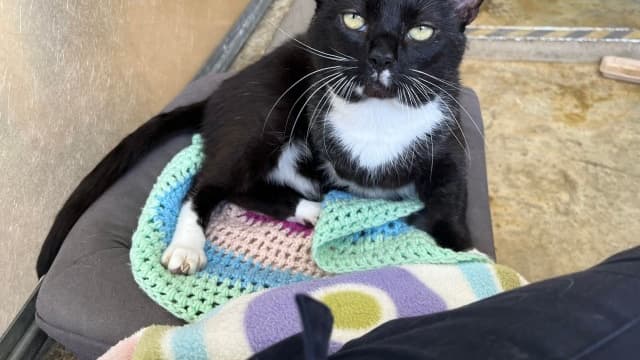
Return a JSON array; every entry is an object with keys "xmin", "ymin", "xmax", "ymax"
[
  {"xmin": 315, "ymin": 75, "xmax": 355, "ymax": 142},
  {"xmin": 427, "ymin": 131, "xmax": 434, "ymax": 182},
  {"xmin": 410, "ymin": 69, "xmax": 485, "ymax": 141},
  {"xmin": 405, "ymin": 75, "xmax": 471, "ymax": 161},
  {"xmin": 393, "ymin": 82, "xmax": 409, "ymax": 169},
  {"xmin": 308, "ymin": 78, "xmax": 342, "ymax": 135},
  {"xmin": 410, "ymin": 68, "xmax": 465, "ymax": 92},
  {"xmin": 306, "ymin": 75, "xmax": 351, "ymax": 144},
  {"xmin": 399, "ymin": 83, "xmax": 413, "ymax": 134},
  {"xmin": 419, "ymin": 0, "xmax": 439, "ymax": 13},
  {"xmin": 323, "ymin": 76, "xmax": 358, "ymax": 161},
  {"xmin": 322, "ymin": 100, "xmax": 339, "ymax": 166},
  {"xmin": 270, "ymin": 23, "xmax": 355, "ymax": 62},
  {"xmin": 293, "ymin": 43, "xmax": 351, "ymax": 63},
  {"xmin": 397, "ymin": 82, "xmax": 416, "ymax": 170},
  {"xmin": 330, "ymin": 47, "xmax": 357, "ymax": 61},
  {"xmin": 289, "ymin": 72, "xmax": 346, "ymax": 146},
  {"xmin": 400, "ymin": 75, "xmax": 435, "ymax": 179},
  {"xmin": 285, "ymin": 69, "xmax": 353, "ymax": 133},
  {"xmin": 407, "ymin": 75, "xmax": 471, "ymax": 160},
  {"xmin": 402, "ymin": 81, "xmax": 428, "ymax": 171},
  {"xmin": 345, "ymin": 77, "xmax": 359, "ymax": 103},
  {"xmin": 411, "ymin": 76, "xmax": 478, "ymax": 162},
  {"xmin": 263, "ymin": 65, "xmax": 345, "ymax": 136}
]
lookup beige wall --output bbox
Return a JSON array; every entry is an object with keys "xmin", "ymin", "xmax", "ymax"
[{"xmin": 0, "ymin": 0, "xmax": 249, "ymax": 332}]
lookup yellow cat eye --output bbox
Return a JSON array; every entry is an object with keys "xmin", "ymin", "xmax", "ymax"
[
  {"xmin": 408, "ymin": 25, "xmax": 435, "ymax": 41},
  {"xmin": 342, "ymin": 12, "xmax": 366, "ymax": 31}
]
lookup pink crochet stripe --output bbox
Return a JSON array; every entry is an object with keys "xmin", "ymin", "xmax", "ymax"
[
  {"xmin": 242, "ymin": 211, "xmax": 313, "ymax": 237},
  {"xmin": 206, "ymin": 204, "xmax": 327, "ymax": 278}
]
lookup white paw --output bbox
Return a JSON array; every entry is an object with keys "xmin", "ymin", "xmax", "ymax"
[
  {"xmin": 161, "ymin": 244, "xmax": 207, "ymax": 275},
  {"xmin": 161, "ymin": 200, "xmax": 208, "ymax": 275},
  {"xmin": 287, "ymin": 199, "xmax": 322, "ymax": 226}
]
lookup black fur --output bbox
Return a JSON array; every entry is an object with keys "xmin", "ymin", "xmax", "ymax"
[
  {"xmin": 36, "ymin": 0, "xmax": 483, "ymax": 277},
  {"xmin": 36, "ymin": 103, "xmax": 204, "ymax": 276}
]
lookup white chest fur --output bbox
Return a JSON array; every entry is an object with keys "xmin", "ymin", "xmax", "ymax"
[
  {"xmin": 323, "ymin": 162, "xmax": 417, "ymax": 199},
  {"xmin": 326, "ymin": 95, "xmax": 446, "ymax": 172},
  {"xmin": 266, "ymin": 142, "xmax": 320, "ymax": 199}
]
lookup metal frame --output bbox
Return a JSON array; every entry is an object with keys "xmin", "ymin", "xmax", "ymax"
[
  {"xmin": 465, "ymin": 25, "xmax": 640, "ymax": 62},
  {"xmin": 0, "ymin": 282, "xmax": 51, "ymax": 359},
  {"xmin": 195, "ymin": 0, "xmax": 275, "ymax": 78}
]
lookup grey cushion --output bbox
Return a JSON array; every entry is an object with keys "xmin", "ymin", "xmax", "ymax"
[
  {"xmin": 36, "ymin": 72, "xmax": 226, "ymax": 360},
  {"xmin": 36, "ymin": 71, "xmax": 494, "ymax": 359}
]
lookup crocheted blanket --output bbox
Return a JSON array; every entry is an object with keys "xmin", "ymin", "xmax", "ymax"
[
  {"xmin": 130, "ymin": 135, "xmax": 491, "ymax": 322},
  {"xmin": 101, "ymin": 263, "xmax": 525, "ymax": 360}
]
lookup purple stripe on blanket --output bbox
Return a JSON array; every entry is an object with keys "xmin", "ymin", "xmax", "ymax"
[
  {"xmin": 242, "ymin": 211, "xmax": 314, "ymax": 237},
  {"xmin": 244, "ymin": 267, "xmax": 446, "ymax": 353}
]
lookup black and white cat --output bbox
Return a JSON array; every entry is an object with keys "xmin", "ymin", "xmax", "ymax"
[{"xmin": 36, "ymin": 0, "xmax": 484, "ymax": 277}]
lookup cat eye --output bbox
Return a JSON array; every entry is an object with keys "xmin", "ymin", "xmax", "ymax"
[
  {"xmin": 408, "ymin": 25, "xmax": 435, "ymax": 41},
  {"xmin": 342, "ymin": 12, "xmax": 366, "ymax": 31}
]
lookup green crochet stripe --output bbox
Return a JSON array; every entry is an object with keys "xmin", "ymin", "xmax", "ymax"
[
  {"xmin": 312, "ymin": 194, "xmax": 489, "ymax": 273},
  {"xmin": 130, "ymin": 135, "xmax": 263, "ymax": 321}
]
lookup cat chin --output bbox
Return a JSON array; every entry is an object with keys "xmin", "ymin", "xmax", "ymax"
[
  {"xmin": 363, "ymin": 85, "xmax": 395, "ymax": 99},
  {"xmin": 342, "ymin": 84, "xmax": 396, "ymax": 102}
]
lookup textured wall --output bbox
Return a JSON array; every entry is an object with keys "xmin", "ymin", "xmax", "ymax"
[{"xmin": 0, "ymin": 0, "xmax": 249, "ymax": 332}]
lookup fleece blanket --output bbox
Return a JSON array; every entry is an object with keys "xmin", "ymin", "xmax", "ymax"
[{"xmin": 102, "ymin": 263, "xmax": 525, "ymax": 360}]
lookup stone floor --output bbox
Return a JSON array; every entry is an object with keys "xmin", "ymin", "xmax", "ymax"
[
  {"xmin": 464, "ymin": 1, "xmax": 639, "ymax": 282},
  {"xmin": 461, "ymin": 60, "xmax": 640, "ymax": 281},
  {"xmin": 477, "ymin": 0, "xmax": 640, "ymax": 28}
]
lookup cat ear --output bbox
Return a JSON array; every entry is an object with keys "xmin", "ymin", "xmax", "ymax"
[{"xmin": 451, "ymin": 0, "xmax": 484, "ymax": 27}]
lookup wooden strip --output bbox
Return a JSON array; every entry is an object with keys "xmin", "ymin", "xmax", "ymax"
[{"xmin": 600, "ymin": 56, "xmax": 640, "ymax": 84}]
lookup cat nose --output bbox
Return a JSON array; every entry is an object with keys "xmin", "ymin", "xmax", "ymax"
[{"xmin": 368, "ymin": 49, "xmax": 395, "ymax": 70}]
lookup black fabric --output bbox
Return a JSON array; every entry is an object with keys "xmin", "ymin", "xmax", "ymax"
[
  {"xmin": 252, "ymin": 295, "xmax": 335, "ymax": 360},
  {"xmin": 253, "ymin": 246, "xmax": 640, "ymax": 360},
  {"xmin": 459, "ymin": 88, "xmax": 494, "ymax": 258},
  {"xmin": 297, "ymin": 295, "xmax": 334, "ymax": 360}
]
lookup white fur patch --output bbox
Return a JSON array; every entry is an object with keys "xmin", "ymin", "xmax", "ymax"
[
  {"xmin": 161, "ymin": 200, "xmax": 207, "ymax": 275},
  {"xmin": 379, "ymin": 70, "xmax": 392, "ymax": 87},
  {"xmin": 267, "ymin": 142, "xmax": 320, "ymax": 199},
  {"xmin": 322, "ymin": 162, "xmax": 417, "ymax": 200},
  {"xmin": 326, "ymin": 95, "xmax": 446, "ymax": 172},
  {"xmin": 287, "ymin": 199, "xmax": 322, "ymax": 225}
]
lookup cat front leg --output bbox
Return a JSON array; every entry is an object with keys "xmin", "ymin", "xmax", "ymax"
[
  {"xmin": 162, "ymin": 182, "xmax": 224, "ymax": 275},
  {"xmin": 230, "ymin": 182, "xmax": 322, "ymax": 227},
  {"xmin": 161, "ymin": 199, "xmax": 208, "ymax": 275},
  {"xmin": 162, "ymin": 180, "xmax": 321, "ymax": 275},
  {"xmin": 408, "ymin": 153, "xmax": 472, "ymax": 251}
]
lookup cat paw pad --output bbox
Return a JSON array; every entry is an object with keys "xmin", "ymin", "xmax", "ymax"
[{"xmin": 161, "ymin": 245, "xmax": 207, "ymax": 275}]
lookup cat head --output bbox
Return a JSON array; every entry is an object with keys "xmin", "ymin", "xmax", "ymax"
[{"xmin": 306, "ymin": 0, "xmax": 483, "ymax": 104}]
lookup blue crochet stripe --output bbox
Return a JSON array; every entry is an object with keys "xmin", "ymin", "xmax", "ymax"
[
  {"xmin": 151, "ymin": 168, "xmax": 310, "ymax": 290},
  {"xmin": 348, "ymin": 220, "xmax": 412, "ymax": 243},
  {"xmin": 323, "ymin": 191, "xmax": 353, "ymax": 203},
  {"xmin": 199, "ymin": 244, "xmax": 311, "ymax": 289},
  {"xmin": 154, "ymin": 177, "xmax": 194, "ymax": 246},
  {"xmin": 324, "ymin": 191, "xmax": 415, "ymax": 243}
]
